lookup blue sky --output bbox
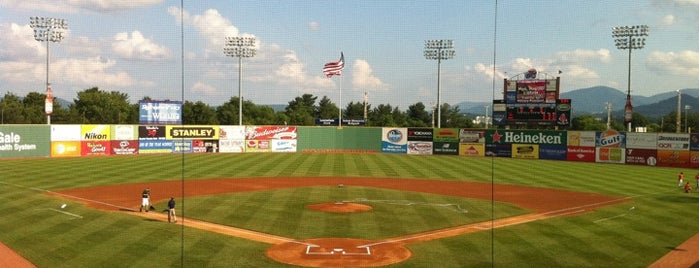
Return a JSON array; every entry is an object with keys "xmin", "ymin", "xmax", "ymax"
[{"xmin": 1, "ymin": 1, "xmax": 698, "ymax": 109}]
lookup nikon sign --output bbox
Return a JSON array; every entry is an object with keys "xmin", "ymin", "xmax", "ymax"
[{"xmin": 486, "ymin": 130, "xmax": 566, "ymax": 146}]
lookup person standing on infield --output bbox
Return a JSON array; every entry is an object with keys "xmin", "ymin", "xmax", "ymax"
[
  {"xmin": 167, "ymin": 197, "xmax": 177, "ymax": 223},
  {"xmin": 678, "ymin": 172, "xmax": 685, "ymax": 187},
  {"xmin": 140, "ymin": 188, "xmax": 151, "ymax": 212}
]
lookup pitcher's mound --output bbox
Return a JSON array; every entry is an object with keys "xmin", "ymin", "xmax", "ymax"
[
  {"xmin": 307, "ymin": 202, "xmax": 372, "ymax": 213},
  {"xmin": 266, "ymin": 238, "xmax": 411, "ymax": 267}
]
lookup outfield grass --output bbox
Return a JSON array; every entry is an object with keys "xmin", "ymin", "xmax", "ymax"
[{"xmin": 1, "ymin": 153, "xmax": 697, "ymax": 267}]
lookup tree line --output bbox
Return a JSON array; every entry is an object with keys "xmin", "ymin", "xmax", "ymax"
[
  {"xmin": 1, "ymin": 87, "xmax": 694, "ymax": 132},
  {"xmin": 0, "ymin": 87, "xmax": 473, "ymax": 128}
]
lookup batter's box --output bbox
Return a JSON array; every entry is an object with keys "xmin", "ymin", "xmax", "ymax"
[{"xmin": 305, "ymin": 245, "xmax": 372, "ymax": 256}]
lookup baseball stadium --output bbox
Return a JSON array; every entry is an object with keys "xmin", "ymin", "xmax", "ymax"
[
  {"xmin": 1, "ymin": 125, "xmax": 698, "ymax": 267},
  {"xmin": 2, "ymin": 1, "xmax": 699, "ymax": 268}
]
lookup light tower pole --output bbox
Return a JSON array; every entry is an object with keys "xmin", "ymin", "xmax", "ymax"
[
  {"xmin": 612, "ymin": 25, "xmax": 649, "ymax": 132},
  {"xmin": 685, "ymin": 105, "xmax": 691, "ymax": 133},
  {"xmin": 676, "ymin": 90, "xmax": 682, "ymax": 133},
  {"xmin": 224, "ymin": 37, "xmax": 257, "ymax": 126},
  {"xmin": 30, "ymin": 17, "xmax": 67, "ymax": 125},
  {"xmin": 424, "ymin": 40, "xmax": 455, "ymax": 128}
]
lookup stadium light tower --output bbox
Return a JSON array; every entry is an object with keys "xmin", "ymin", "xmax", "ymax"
[
  {"xmin": 612, "ymin": 25, "xmax": 649, "ymax": 132},
  {"xmin": 424, "ymin": 40, "xmax": 455, "ymax": 128},
  {"xmin": 224, "ymin": 37, "xmax": 256, "ymax": 125},
  {"xmin": 676, "ymin": 90, "xmax": 682, "ymax": 133},
  {"xmin": 30, "ymin": 16, "xmax": 67, "ymax": 125}
]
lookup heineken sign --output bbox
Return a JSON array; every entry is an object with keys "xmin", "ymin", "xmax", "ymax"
[{"xmin": 486, "ymin": 130, "xmax": 566, "ymax": 145}]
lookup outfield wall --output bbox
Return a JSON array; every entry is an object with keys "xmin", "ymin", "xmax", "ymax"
[{"xmin": 2, "ymin": 124, "xmax": 699, "ymax": 168}]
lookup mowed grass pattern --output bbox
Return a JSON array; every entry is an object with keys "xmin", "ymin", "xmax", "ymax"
[{"xmin": 0, "ymin": 153, "xmax": 697, "ymax": 267}]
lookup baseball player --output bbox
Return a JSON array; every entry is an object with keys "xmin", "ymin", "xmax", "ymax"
[{"xmin": 140, "ymin": 188, "xmax": 151, "ymax": 212}]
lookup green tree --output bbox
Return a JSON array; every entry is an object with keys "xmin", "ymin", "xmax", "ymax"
[
  {"xmin": 183, "ymin": 101, "xmax": 219, "ymax": 125},
  {"xmin": 407, "ymin": 102, "xmax": 430, "ymax": 127},
  {"xmin": 440, "ymin": 103, "xmax": 473, "ymax": 128},
  {"xmin": 285, "ymin": 94, "xmax": 317, "ymax": 125},
  {"xmin": 344, "ymin": 101, "xmax": 367, "ymax": 120},
  {"xmin": 0, "ymin": 92, "xmax": 26, "ymax": 124},
  {"xmin": 316, "ymin": 96, "xmax": 339, "ymax": 120},
  {"xmin": 368, "ymin": 104, "xmax": 394, "ymax": 126},
  {"xmin": 216, "ymin": 97, "xmax": 241, "ymax": 125},
  {"xmin": 571, "ymin": 114, "xmax": 607, "ymax": 131},
  {"xmin": 70, "ymin": 87, "xmax": 134, "ymax": 124}
]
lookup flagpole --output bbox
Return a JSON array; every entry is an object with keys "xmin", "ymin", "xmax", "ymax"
[{"xmin": 339, "ymin": 75, "xmax": 343, "ymax": 128}]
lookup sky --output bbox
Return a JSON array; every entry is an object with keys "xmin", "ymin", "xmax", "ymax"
[{"xmin": 1, "ymin": 0, "xmax": 699, "ymax": 109}]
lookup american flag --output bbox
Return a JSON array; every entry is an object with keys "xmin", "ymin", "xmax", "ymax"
[{"xmin": 323, "ymin": 52, "xmax": 344, "ymax": 78}]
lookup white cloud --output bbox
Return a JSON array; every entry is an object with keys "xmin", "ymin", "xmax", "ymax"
[
  {"xmin": 308, "ymin": 21, "xmax": 320, "ymax": 31},
  {"xmin": 191, "ymin": 82, "xmax": 219, "ymax": 96},
  {"xmin": 0, "ymin": 23, "xmax": 44, "ymax": 61},
  {"xmin": 553, "ymin": 49, "xmax": 611, "ymax": 64},
  {"xmin": 112, "ymin": 31, "xmax": 170, "ymax": 60},
  {"xmin": 647, "ymin": 50, "xmax": 699, "ymax": 76},
  {"xmin": 352, "ymin": 59, "xmax": 388, "ymax": 90},
  {"xmin": 659, "ymin": 14, "xmax": 676, "ymax": 25}
]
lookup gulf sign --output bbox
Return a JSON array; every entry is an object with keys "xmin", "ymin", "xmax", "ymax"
[{"xmin": 596, "ymin": 129, "xmax": 625, "ymax": 148}]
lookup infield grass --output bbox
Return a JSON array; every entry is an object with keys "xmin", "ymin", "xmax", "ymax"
[{"xmin": 1, "ymin": 153, "xmax": 697, "ymax": 267}]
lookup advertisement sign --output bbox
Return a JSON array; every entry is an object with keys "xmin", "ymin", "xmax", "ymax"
[
  {"xmin": 219, "ymin": 126, "xmax": 246, "ymax": 153},
  {"xmin": 138, "ymin": 140, "xmax": 174, "ymax": 154},
  {"xmin": 139, "ymin": 101, "xmax": 182, "ymax": 124},
  {"xmin": 567, "ymin": 131, "xmax": 596, "ymax": 147},
  {"xmin": 220, "ymin": 126, "xmax": 246, "ymax": 140},
  {"xmin": 51, "ymin": 141, "xmax": 81, "ymax": 157},
  {"xmin": 166, "ymin": 125, "xmax": 219, "ymax": 140},
  {"xmin": 511, "ymin": 144, "xmax": 539, "ymax": 159},
  {"xmin": 51, "ymin": 125, "xmax": 81, "ymax": 141},
  {"xmin": 81, "ymin": 141, "xmax": 110, "ymax": 156},
  {"xmin": 596, "ymin": 129, "xmax": 625, "ymax": 148},
  {"xmin": 113, "ymin": 125, "xmax": 137, "ymax": 140},
  {"xmin": 381, "ymin": 128, "xmax": 407, "ymax": 153},
  {"xmin": 690, "ymin": 151, "xmax": 699, "ymax": 168},
  {"xmin": 246, "ymin": 140, "xmax": 271, "ymax": 152},
  {"xmin": 626, "ymin": 133, "xmax": 657, "ymax": 149},
  {"xmin": 459, "ymin": 129, "xmax": 485, "ymax": 143},
  {"xmin": 459, "ymin": 143, "xmax": 485, "ymax": 156},
  {"xmin": 81, "ymin": 125, "xmax": 111, "ymax": 141},
  {"xmin": 193, "ymin": 140, "xmax": 218, "ymax": 153},
  {"xmin": 407, "ymin": 128, "xmax": 433, "ymax": 141},
  {"xmin": 245, "ymin": 126, "xmax": 297, "ymax": 140},
  {"xmin": 433, "ymin": 142, "xmax": 458, "ymax": 155},
  {"xmin": 657, "ymin": 133, "xmax": 690, "ymax": 151},
  {"xmin": 138, "ymin": 125, "xmax": 166, "ymax": 139},
  {"xmin": 486, "ymin": 130, "xmax": 566, "ymax": 145},
  {"xmin": 485, "ymin": 143, "xmax": 512, "ymax": 157},
  {"xmin": 111, "ymin": 140, "xmax": 138, "ymax": 155},
  {"xmin": 174, "ymin": 140, "xmax": 192, "ymax": 153},
  {"xmin": 407, "ymin": 141, "xmax": 433, "ymax": 155},
  {"xmin": 433, "ymin": 128, "xmax": 459, "ymax": 142},
  {"xmin": 690, "ymin": 134, "xmax": 699, "ymax": 151},
  {"xmin": 596, "ymin": 147, "xmax": 625, "ymax": 164},
  {"xmin": 539, "ymin": 144, "xmax": 566, "ymax": 160},
  {"xmin": 625, "ymin": 148, "xmax": 658, "ymax": 166},
  {"xmin": 0, "ymin": 125, "xmax": 50, "ymax": 158},
  {"xmin": 219, "ymin": 140, "xmax": 245, "ymax": 153},
  {"xmin": 656, "ymin": 150, "xmax": 690, "ymax": 167},
  {"xmin": 271, "ymin": 139, "xmax": 297, "ymax": 152},
  {"xmin": 566, "ymin": 146, "xmax": 595, "ymax": 162}
]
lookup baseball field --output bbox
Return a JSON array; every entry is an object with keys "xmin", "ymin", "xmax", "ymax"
[{"xmin": 0, "ymin": 153, "xmax": 697, "ymax": 267}]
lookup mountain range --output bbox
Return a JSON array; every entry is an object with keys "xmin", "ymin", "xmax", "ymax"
[{"xmin": 457, "ymin": 86, "xmax": 699, "ymax": 119}]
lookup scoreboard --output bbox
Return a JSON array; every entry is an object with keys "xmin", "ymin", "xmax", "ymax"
[{"xmin": 492, "ymin": 70, "xmax": 571, "ymax": 128}]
